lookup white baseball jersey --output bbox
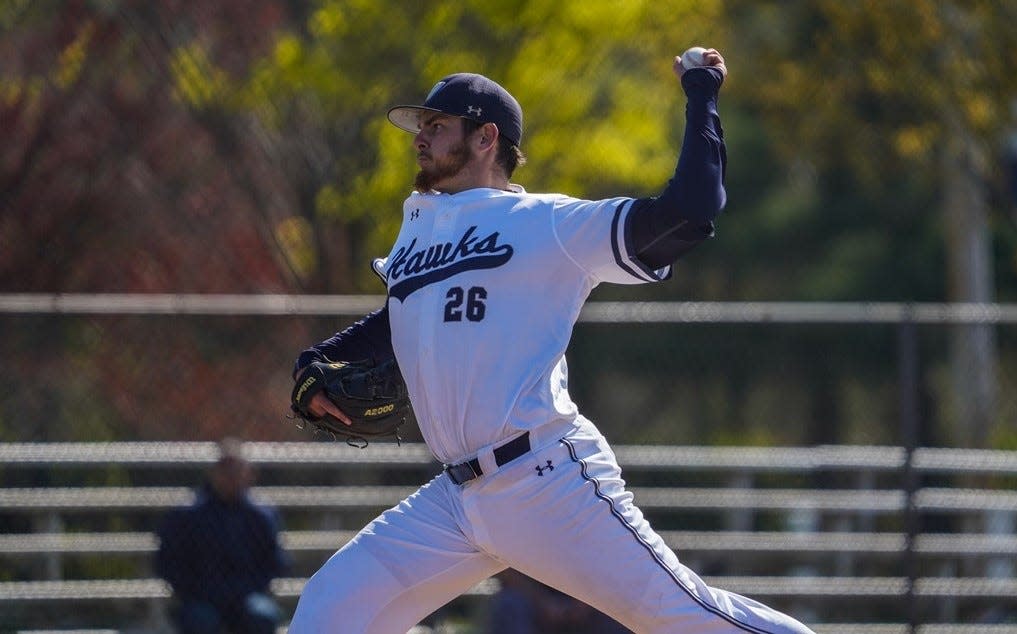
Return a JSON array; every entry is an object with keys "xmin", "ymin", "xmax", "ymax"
[{"xmin": 372, "ymin": 186, "xmax": 669, "ymax": 464}]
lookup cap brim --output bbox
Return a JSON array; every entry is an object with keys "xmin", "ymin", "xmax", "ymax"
[{"xmin": 387, "ymin": 106, "xmax": 444, "ymax": 134}]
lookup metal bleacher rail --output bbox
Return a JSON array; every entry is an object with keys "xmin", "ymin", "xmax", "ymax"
[{"xmin": 1, "ymin": 441, "xmax": 1017, "ymax": 633}]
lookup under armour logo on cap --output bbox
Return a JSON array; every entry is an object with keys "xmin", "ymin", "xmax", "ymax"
[{"xmin": 387, "ymin": 73, "xmax": 523, "ymax": 146}]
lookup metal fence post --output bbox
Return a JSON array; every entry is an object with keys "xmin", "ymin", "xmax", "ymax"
[{"xmin": 898, "ymin": 315, "xmax": 920, "ymax": 634}]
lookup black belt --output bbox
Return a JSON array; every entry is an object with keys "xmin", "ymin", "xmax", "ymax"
[{"xmin": 444, "ymin": 432, "xmax": 531, "ymax": 485}]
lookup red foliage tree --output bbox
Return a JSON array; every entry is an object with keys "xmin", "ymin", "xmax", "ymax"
[{"xmin": 0, "ymin": 1, "xmax": 339, "ymax": 441}]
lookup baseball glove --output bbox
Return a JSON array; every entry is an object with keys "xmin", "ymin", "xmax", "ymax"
[{"xmin": 290, "ymin": 357, "xmax": 411, "ymax": 447}]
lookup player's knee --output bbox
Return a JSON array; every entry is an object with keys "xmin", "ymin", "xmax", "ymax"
[
  {"xmin": 290, "ymin": 543, "xmax": 401, "ymax": 633},
  {"xmin": 289, "ymin": 572, "xmax": 336, "ymax": 632},
  {"xmin": 290, "ymin": 556, "xmax": 361, "ymax": 630}
]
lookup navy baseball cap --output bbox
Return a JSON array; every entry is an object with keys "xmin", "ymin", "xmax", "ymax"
[{"xmin": 387, "ymin": 73, "xmax": 523, "ymax": 147}]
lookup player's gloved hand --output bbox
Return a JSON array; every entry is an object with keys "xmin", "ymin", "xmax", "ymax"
[
  {"xmin": 290, "ymin": 358, "xmax": 411, "ymax": 447},
  {"xmin": 305, "ymin": 390, "xmax": 351, "ymax": 426}
]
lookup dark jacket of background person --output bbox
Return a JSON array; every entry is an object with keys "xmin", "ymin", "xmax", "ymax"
[{"xmin": 155, "ymin": 441, "xmax": 290, "ymax": 632}]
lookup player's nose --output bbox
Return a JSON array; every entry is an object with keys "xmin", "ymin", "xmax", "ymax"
[{"xmin": 413, "ymin": 129, "xmax": 429, "ymax": 149}]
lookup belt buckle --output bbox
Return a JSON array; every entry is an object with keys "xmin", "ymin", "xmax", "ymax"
[
  {"xmin": 444, "ymin": 463, "xmax": 459, "ymax": 485},
  {"xmin": 465, "ymin": 459, "xmax": 481, "ymax": 481},
  {"xmin": 446, "ymin": 458, "xmax": 481, "ymax": 486}
]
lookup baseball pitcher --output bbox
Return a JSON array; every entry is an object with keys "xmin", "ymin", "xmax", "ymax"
[{"xmin": 289, "ymin": 48, "xmax": 817, "ymax": 634}]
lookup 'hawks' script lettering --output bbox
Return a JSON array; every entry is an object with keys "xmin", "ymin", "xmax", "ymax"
[{"xmin": 388, "ymin": 225, "xmax": 513, "ymax": 301}]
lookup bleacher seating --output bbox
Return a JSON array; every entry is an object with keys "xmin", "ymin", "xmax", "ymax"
[{"xmin": 1, "ymin": 441, "xmax": 1015, "ymax": 633}]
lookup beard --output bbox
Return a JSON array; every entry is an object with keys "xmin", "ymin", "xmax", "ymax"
[{"xmin": 414, "ymin": 140, "xmax": 472, "ymax": 193}]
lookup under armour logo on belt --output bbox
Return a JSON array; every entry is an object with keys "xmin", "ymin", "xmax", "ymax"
[
  {"xmin": 411, "ymin": 209, "xmax": 420, "ymax": 220},
  {"xmin": 535, "ymin": 460, "xmax": 554, "ymax": 476},
  {"xmin": 467, "ymin": 105, "xmax": 482, "ymax": 117}
]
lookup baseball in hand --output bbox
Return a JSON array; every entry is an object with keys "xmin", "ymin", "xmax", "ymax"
[{"xmin": 681, "ymin": 46, "xmax": 707, "ymax": 68}]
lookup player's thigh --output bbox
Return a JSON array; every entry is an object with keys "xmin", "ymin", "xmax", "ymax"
[
  {"xmin": 471, "ymin": 426, "xmax": 669, "ymax": 626},
  {"xmin": 290, "ymin": 476, "xmax": 504, "ymax": 634}
]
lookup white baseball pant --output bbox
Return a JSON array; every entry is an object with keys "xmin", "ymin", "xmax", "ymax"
[{"xmin": 289, "ymin": 417, "xmax": 816, "ymax": 634}]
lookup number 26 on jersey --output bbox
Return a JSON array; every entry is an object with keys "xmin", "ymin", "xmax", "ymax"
[{"xmin": 444, "ymin": 286, "xmax": 487, "ymax": 322}]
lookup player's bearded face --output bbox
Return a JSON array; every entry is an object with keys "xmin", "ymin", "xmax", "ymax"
[{"xmin": 414, "ymin": 138, "xmax": 472, "ymax": 193}]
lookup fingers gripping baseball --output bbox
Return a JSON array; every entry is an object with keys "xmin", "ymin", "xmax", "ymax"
[{"xmin": 675, "ymin": 46, "xmax": 727, "ymax": 79}]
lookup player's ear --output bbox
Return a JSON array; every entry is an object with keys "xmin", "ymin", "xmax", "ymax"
[{"xmin": 477, "ymin": 123, "xmax": 499, "ymax": 150}]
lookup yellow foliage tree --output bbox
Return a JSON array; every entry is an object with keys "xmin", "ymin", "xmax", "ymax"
[
  {"xmin": 725, "ymin": 0, "xmax": 1017, "ymax": 446},
  {"xmin": 227, "ymin": 0, "xmax": 727, "ymax": 290}
]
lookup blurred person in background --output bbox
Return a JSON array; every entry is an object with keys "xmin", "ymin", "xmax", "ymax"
[
  {"xmin": 155, "ymin": 437, "xmax": 290, "ymax": 634},
  {"xmin": 488, "ymin": 569, "xmax": 631, "ymax": 634}
]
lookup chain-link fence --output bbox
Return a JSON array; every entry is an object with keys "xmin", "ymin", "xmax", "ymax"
[
  {"xmin": 4, "ymin": 3, "xmax": 1017, "ymax": 631},
  {"xmin": 3, "ymin": 296, "xmax": 1016, "ymax": 449},
  {"xmin": 2, "ymin": 296, "xmax": 1017, "ymax": 631}
]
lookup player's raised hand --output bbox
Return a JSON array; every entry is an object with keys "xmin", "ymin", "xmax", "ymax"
[{"xmin": 674, "ymin": 47, "xmax": 727, "ymax": 79}]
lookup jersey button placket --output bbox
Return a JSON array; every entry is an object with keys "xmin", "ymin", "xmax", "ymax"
[{"xmin": 419, "ymin": 198, "xmax": 454, "ymax": 385}]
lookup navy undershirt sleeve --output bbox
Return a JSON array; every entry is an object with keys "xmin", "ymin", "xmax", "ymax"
[
  {"xmin": 628, "ymin": 66, "xmax": 727, "ymax": 269},
  {"xmin": 292, "ymin": 305, "xmax": 394, "ymax": 378}
]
